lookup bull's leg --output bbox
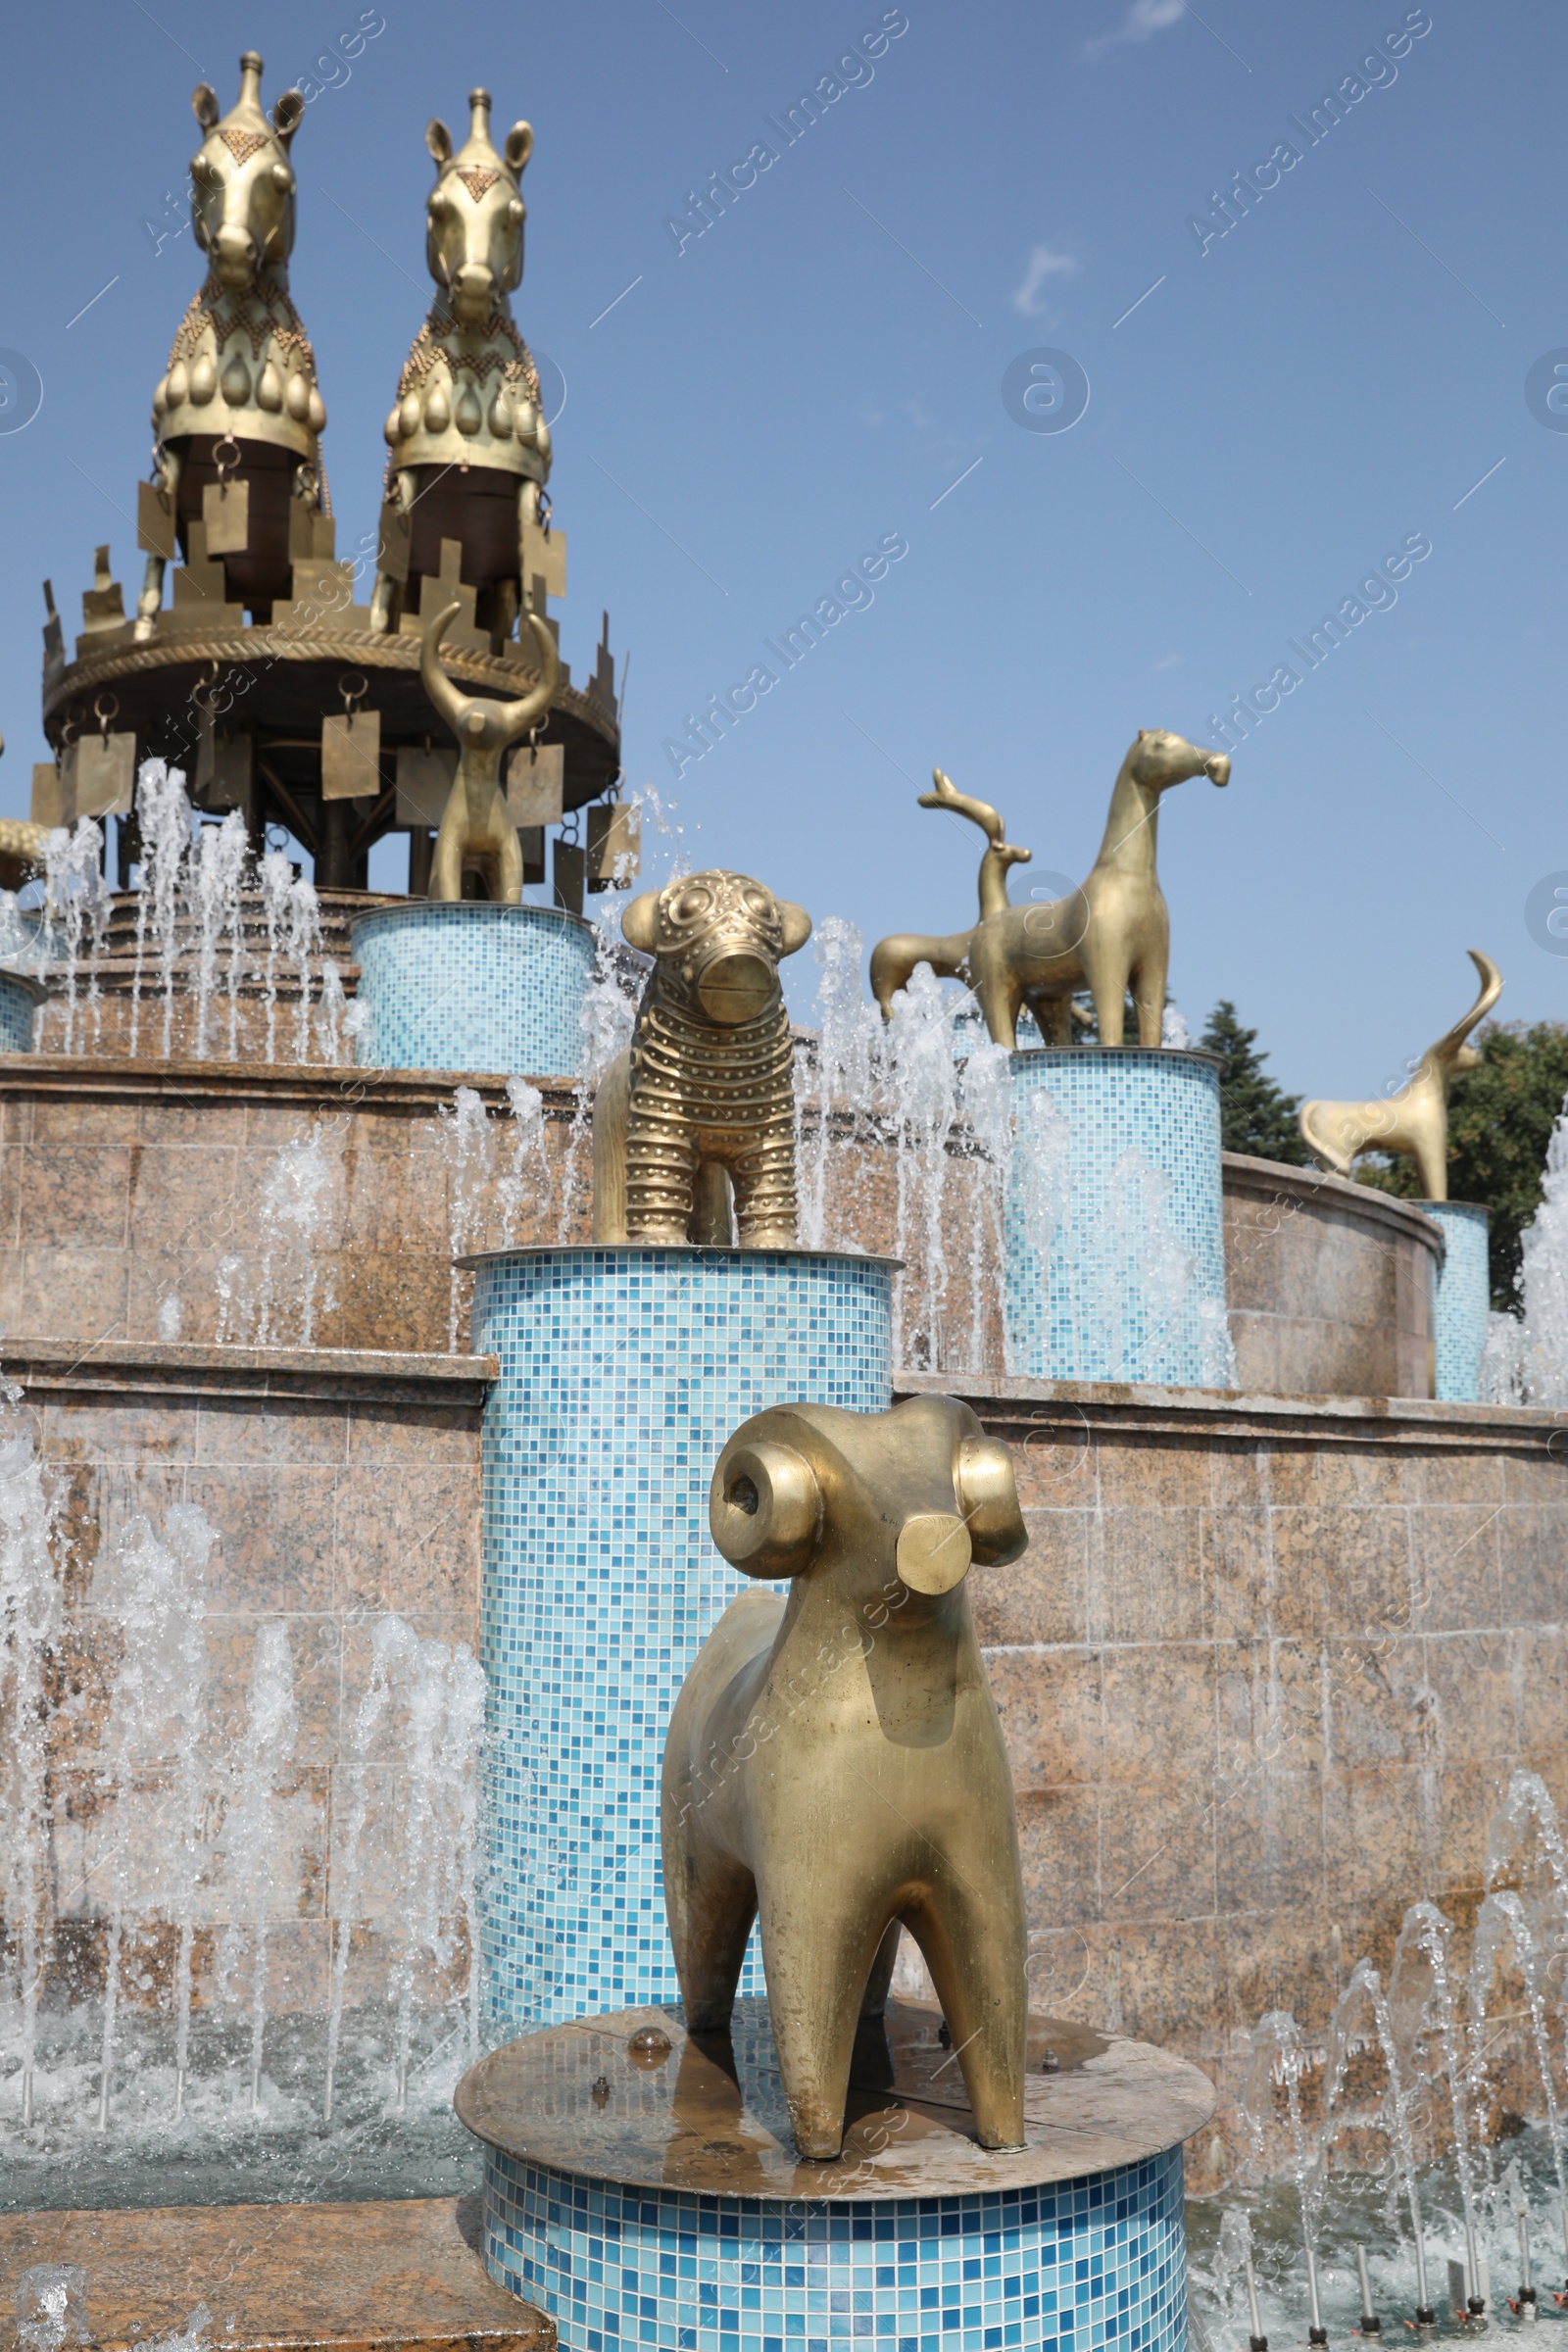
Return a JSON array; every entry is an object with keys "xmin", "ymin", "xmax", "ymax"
[
  {"xmin": 690, "ymin": 1158, "xmax": 736, "ymax": 1247},
  {"xmin": 625, "ymin": 1100, "xmax": 699, "ymax": 1244},
  {"xmin": 859, "ymin": 1920, "xmax": 902, "ymax": 2017},
  {"xmin": 1086, "ymin": 955, "xmax": 1130, "ymax": 1048},
  {"xmin": 591, "ymin": 1052, "xmax": 631, "ymax": 1244},
  {"xmin": 759, "ymin": 1885, "xmax": 901, "ymax": 2159},
  {"xmin": 904, "ymin": 1867, "xmax": 1026, "ymax": 2150},
  {"xmin": 428, "ymin": 782, "xmax": 469, "ymax": 903},
  {"xmin": 484, "ymin": 789, "xmax": 524, "ymax": 905},
  {"xmin": 730, "ymin": 1125, "xmax": 799, "ymax": 1249},
  {"xmin": 667, "ymin": 1847, "xmax": 758, "ymax": 2033}
]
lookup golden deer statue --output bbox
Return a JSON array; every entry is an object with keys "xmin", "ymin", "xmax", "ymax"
[
  {"xmin": 871, "ymin": 729, "xmax": 1230, "ymax": 1049},
  {"xmin": 370, "ymin": 90, "xmax": 551, "ymax": 640},
  {"xmin": 1299, "ymin": 950, "xmax": 1503, "ymax": 1201},
  {"xmin": 136, "ymin": 53, "xmax": 328, "ymax": 635},
  {"xmin": 419, "ymin": 600, "xmax": 558, "ymax": 903}
]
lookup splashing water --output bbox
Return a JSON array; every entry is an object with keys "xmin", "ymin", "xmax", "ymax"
[
  {"xmin": 499, "ymin": 1077, "xmax": 553, "ymax": 1238},
  {"xmin": 136, "ymin": 762, "xmax": 195, "ymax": 1060},
  {"xmin": 251, "ymin": 1122, "xmax": 342, "ymax": 1347},
  {"xmin": 440, "ymin": 1089, "xmax": 497, "ymax": 1349},
  {"xmin": 42, "ymin": 821, "xmax": 111, "ymax": 1054},
  {"xmin": 16, "ymin": 2265, "xmax": 90, "ymax": 2352},
  {"xmin": 562, "ymin": 906, "xmax": 643, "ymax": 1239},
  {"xmin": 1483, "ymin": 1090, "xmax": 1568, "ymax": 1403},
  {"xmin": 0, "ymin": 1376, "xmax": 68, "ymax": 2128},
  {"xmin": 222, "ymin": 1622, "xmax": 299, "ymax": 2114},
  {"xmin": 883, "ymin": 963, "xmax": 959, "ymax": 1369},
  {"xmin": 286, "ymin": 878, "xmax": 322, "ymax": 1064},
  {"xmin": 192, "ymin": 812, "xmax": 248, "ymax": 1061},
  {"xmin": 795, "ymin": 917, "xmax": 882, "ymax": 1252},
  {"xmin": 91, "ymin": 1506, "xmax": 218, "ymax": 2128},
  {"xmin": 259, "ymin": 852, "xmax": 294, "ymax": 1065},
  {"xmin": 315, "ymin": 962, "xmax": 349, "ymax": 1063}
]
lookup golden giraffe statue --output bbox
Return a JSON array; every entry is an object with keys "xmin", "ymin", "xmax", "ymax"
[
  {"xmin": 419, "ymin": 601, "xmax": 558, "ymax": 903},
  {"xmin": 871, "ymin": 730, "xmax": 1231, "ymax": 1049}
]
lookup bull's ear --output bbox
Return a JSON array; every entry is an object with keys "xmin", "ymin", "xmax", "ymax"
[
  {"xmin": 619, "ymin": 890, "xmax": 659, "ymax": 954},
  {"xmin": 272, "ymin": 88, "xmax": 305, "ymax": 143},
  {"xmin": 710, "ymin": 1441, "xmax": 822, "ymax": 1578},
  {"xmin": 425, "ymin": 118, "xmax": 453, "ymax": 166},
  {"xmin": 505, "ymin": 121, "xmax": 533, "ymax": 173},
  {"xmin": 777, "ymin": 901, "xmax": 812, "ymax": 957},
  {"xmin": 192, "ymin": 83, "xmax": 220, "ymax": 129},
  {"xmin": 956, "ymin": 1437, "xmax": 1027, "ymax": 1566}
]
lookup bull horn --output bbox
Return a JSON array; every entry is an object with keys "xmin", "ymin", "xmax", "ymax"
[{"xmin": 1432, "ymin": 949, "xmax": 1503, "ymax": 1061}]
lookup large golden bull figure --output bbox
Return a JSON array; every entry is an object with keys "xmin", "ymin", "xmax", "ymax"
[{"xmin": 662, "ymin": 1394, "xmax": 1030, "ymax": 2160}]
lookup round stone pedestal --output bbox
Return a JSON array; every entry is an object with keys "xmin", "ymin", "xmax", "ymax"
[
  {"xmin": 1421, "ymin": 1200, "xmax": 1491, "ymax": 1402},
  {"xmin": 350, "ymin": 901, "xmax": 594, "ymax": 1074},
  {"xmin": 469, "ymin": 1247, "xmax": 894, "ymax": 2032},
  {"xmin": 0, "ymin": 971, "xmax": 42, "ymax": 1053},
  {"xmin": 457, "ymin": 1995, "xmax": 1214, "ymax": 2352},
  {"xmin": 1005, "ymin": 1048, "xmax": 1229, "ymax": 1387}
]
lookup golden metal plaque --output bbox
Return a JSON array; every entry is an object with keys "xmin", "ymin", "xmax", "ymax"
[
  {"xmin": 506, "ymin": 743, "xmax": 564, "ymax": 827},
  {"xmin": 320, "ymin": 707, "xmax": 382, "ymax": 801}
]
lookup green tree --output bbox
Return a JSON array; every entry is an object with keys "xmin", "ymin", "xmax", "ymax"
[
  {"xmin": 1200, "ymin": 1000, "xmax": 1309, "ymax": 1164},
  {"xmin": 1356, "ymin": 1018, "xmax": 1568, "ymax": 1310}
]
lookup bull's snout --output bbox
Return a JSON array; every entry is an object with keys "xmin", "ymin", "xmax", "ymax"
[
  {"xmin": 695, "ymin": 949, "xmax": 774, "ymax": 1026},
  {"xmin": 1203, "ymin": 753, "xmax": 1231, "ymax": 786},
  {"xmin": 214, "ymin": 222, "xmax": 257, "ymax": 285},
  {"xmin": 896, "ymin": 1512, "xmax": 972, "ymax": 1595},
  {"xmin": 452, "ymin": 261, "xmax": 497, "ymax": 321}
]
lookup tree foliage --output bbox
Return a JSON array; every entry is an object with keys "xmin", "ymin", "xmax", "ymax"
[
  {"xmin": 1200, "ymin": 1000, "xmax": 1309, "ymax": 1165},
  {"xmin": 1355, "ymin": 1018, "xmax": 1568, "ymax": 1310}
]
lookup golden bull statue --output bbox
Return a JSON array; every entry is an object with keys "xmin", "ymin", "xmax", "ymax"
[
  {"xmin": 419, "ymin": 599, "xmax": 558, "ymax": 903},
  {"xmin": 592, "ymin": 871, "xmax": 810, "ymax": 1248},
  {"xmin": 1299, "ymin": 949, "xmax": 1502, "ymax": 1200},
  {"xmin": 871, "ymin": 729, "xmax": 1231, "ymax": 1049},
  {"xmin": 662, "ymin": 1394, "xmax": 1031, "ymax": 2161}
]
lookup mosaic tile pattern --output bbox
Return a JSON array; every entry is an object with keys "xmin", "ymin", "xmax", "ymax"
[
  {"xmin": 0, "ymin": 973, "xmax": 37, "ymax": 1053},
  {"xmin": 351, "ymin": 902, "xmax": 595, "ymax": 1075},
  {"xmin": 483, "ymin": 2140, "xmax": 1189, "ymax": 2352},
  {"xmin": 1422, "ymin": 1200, "xmax": 1490, "ymax": 1402},
  {"xmin": 472, "ymin": 1248, "xmax": 893, "ymax": 2029},
  {"xmin": 1005, "ymin": 1051, "xmax": 1229, "ymax": 1389}
]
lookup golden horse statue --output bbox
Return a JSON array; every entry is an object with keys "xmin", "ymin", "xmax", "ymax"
[
  {"xmin": 871, "ymin": 729, "xmax": 1231, "ymax": 1048},
  {"xmin": 136, "ymin": 53, "xmax": 328, "ymax": 635},
  {"xmin": 419, "ymin": 601, "xmax": 558, "ymax": 903},
  {"xmin": 1299, "ymin": 950, "xmax": 1502, "ymax": 1201},
  {"xmin": 370, "ymin": 89, "xmax": 552, "ymax": 641}
]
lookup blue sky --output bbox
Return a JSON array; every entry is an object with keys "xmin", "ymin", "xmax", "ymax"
[{"xmin": 1, "ymin": 0, "xmax": 1562, "ymax": 1101}]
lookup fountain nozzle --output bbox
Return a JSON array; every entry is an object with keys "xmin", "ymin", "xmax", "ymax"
[
  {"xmin": 1307, "ymin": 2248, "xmax": 1328, "ymax": 2346},
  {"xmin": 1355, "ymin": 2242, "xmax": 1380, "ymax": 2337},
  {"xmin": 1512, "ymin": 2206, "xmax": 1538, "ymax": 2326},
  {"xmin": 1245, "ymin": 2250, "xmax": 1268, "ymax": 2352}
]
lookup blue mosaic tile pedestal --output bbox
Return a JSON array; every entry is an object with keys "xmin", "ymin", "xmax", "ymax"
[
  {"xmin": 350, "ymin": 901, "xmax": 595, "ymax": 1074},
  {"xmin": 470, "ymin": 1248, "xmax": 894, "ymax": 2031},
  {"xmin": 0, "ymin": 971, "xmax": 41, "ymax": 1053},
  {"xmin": 1005, "ymin": 1049, "xmax": 1229, "ymax": 1389},
  {"xmin": 1421, "ymin": 1200, "xmax": 1490, "ymax": 1402},
  {"xmin": 457, "ymin": 1997, "xmax": 1214, "ymax": 2352}
]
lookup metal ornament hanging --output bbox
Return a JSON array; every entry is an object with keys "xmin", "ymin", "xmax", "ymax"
[{"xmin": 321, "ymin": 670, "xmax": 381, "ymax": 801}]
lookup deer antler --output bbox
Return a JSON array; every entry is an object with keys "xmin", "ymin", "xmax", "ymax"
[
  {"xmin": 419, "ymin": 604, "xmax": 560, "ymax": 744},
  {"xmin": 1430, "ymin": 949, "xmax": 1504, "ymax": 1063},
  {"xmin": 919, "ymin": 767, "xmax": 1007, "ymax": 844}
]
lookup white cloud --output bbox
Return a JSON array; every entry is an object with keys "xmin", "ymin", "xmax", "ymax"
[
  {"xmin": 1154, "ymin": 653, "xmax": 1181, "ymax": 670},
  {"xmin": 1012, "ymin": 244, "xmax": 1079, "ymax": 318},
  {"xmin": 1084, "ymin": 0, "xmax": 1186, "ymax": 59}
]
